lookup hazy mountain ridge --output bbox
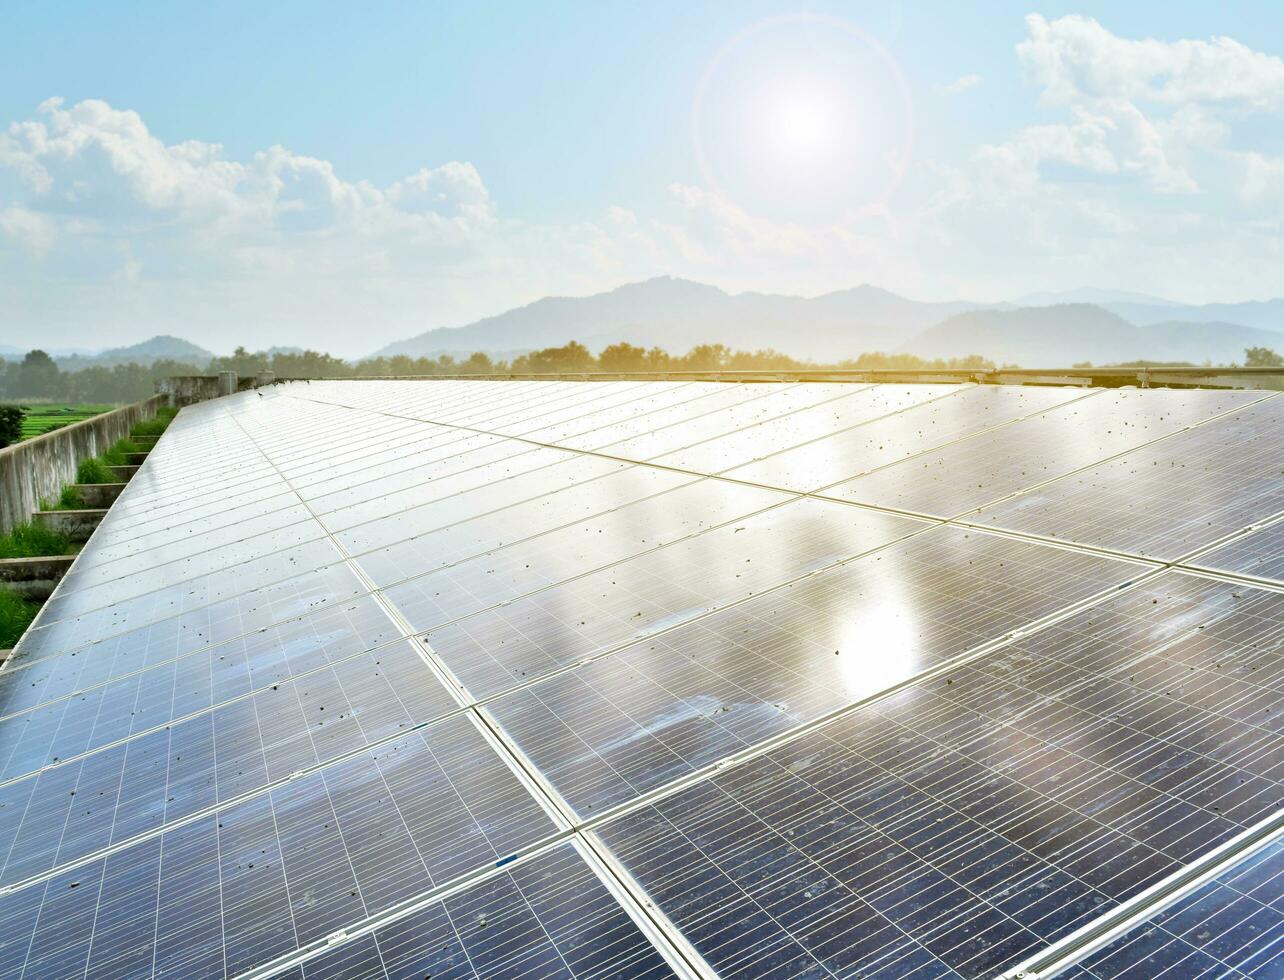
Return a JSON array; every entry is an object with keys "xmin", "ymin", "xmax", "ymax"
[
  {"xmin": 51, "ymin": 335, "xmax": 215, "ymax": 370},
  {"xmin": 374, "ymin": 277, "xmax": 1284, "ymax": 365},
  {"xmin": 5, "ymin": 280, "xmax": 1282, "ymax": 369},
  {"xmin": 908, "ymin": 305, "xmax": 1283, "ymax": 365},
  {"xmin": 373, "ymin": 277, "xmax": 988, "ymax": 362},
  {"xmin": 1100, "ymin": 299, "xmax": 1284, "ymax": 332}
]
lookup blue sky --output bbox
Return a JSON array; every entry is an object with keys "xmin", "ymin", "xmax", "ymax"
[{"xmin": 2, "ymin": 1, "xmax": 1283, "ymax": 353}]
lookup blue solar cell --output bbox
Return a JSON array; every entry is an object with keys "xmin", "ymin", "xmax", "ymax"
[
  {"xmin": 592, "ymin": 571, "xmax": 1284, "ymax": 979},
  {"xmin": 299, "ymin": 844, "xmax": 678, "ymax": 979},
  {"xmin": 1075, "ymin": 838, "xmax": 1284, "ymax": 978},
  {"xmin": 0, "ymin": 714, "xmax": 558, "ymax": 977}
]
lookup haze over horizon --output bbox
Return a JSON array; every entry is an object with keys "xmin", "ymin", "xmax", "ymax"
[{"xmin": 3, "ymin": 2, "xmax": 1284, "ymax": 356}]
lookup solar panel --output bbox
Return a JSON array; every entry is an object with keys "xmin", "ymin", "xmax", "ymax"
[
  {"xmin": 971, "ymin": 394, "xmax": 1284, "ymax": 559},
  {"xmin": 827, "ymin": 388, "xmax": 1267, "ymax": 519},
  {"xmin": 1073, "ymin": 837, "xmax": 1284, "ymax": 977},
  {"xmin": 0, "ymin": 377, "xmax": 1280, "ymax": 980},
  {"xmin": 1191, "ymin": 517, "xmax": 1284, "ymax": 585}
]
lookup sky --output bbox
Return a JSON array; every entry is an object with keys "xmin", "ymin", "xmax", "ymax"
[{"xmin": 1, "ymin": 1, "xmax": 1283, "ymax": 355}]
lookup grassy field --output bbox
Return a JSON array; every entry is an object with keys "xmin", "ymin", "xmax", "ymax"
[{"xmin": 17, "ymin": 404, "xmax": 115, "ymax": 440}]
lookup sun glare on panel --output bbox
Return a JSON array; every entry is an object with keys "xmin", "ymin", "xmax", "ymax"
[
  {"xmin": 835, "ymin": 600, "xmax": 919, "ymax": 701},
  {"xmin": 693, "ymin": 13, "xmax": 913, "ymax": 225}
]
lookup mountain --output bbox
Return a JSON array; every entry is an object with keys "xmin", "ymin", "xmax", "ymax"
[
  {"xmin": 1103, "ymin": 299, "xmax": 1284, "ymax": 332},
  {"xmin": 371, "ymin": 277, "xmax": 988, "ymax": 362},
  {"xmin": 1, "ymin": 344, "xmax": 97, "ymax": 359},
  {"xmin": 1017, "ymin": 287, "xmax": 1180, "ymax": 307},
  {"xmin": 53, "ymin": 335, "xmax": 214, "ymax": 370},
  {"xmin": 907, "ymin": 305, "xmax": 1282, "ymax": 365}
]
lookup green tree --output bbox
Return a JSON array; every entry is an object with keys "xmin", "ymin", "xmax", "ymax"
[
  {"xmin": 207, "ymin": 346, "xmax": 270, "ymax": 376},
  {"xmin": 679, "ymin": 344, "xmax": 732, "ymax": 371},
  {"xmin": 460, "ymin": 351, "xmax": 494, "ymax": 374},
  {"xmin": 15, "ymin": 350, "xmax": 61, "ymax": 398},
  {"xmin": 599, "ymin": 342, "xmax": 651, "ymax": 372},
  {"xmin": 1244, "ymin": 346, "xmax": 1283, "ymax": 367},
  {"xmin": 512, "ymin": 341, "xmax": 596, "ymax": 373},
  {"xmin": 0, "ymin": 405, "xmax": 23, "ymax": 447}
]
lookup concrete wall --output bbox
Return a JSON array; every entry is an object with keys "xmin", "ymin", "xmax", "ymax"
[
  {"xmin": 0, "ymin": 395, "xmax": 164, "ymax": 534},
  {"xmin": 156, "ymin": 374, "xmax": 259, "ymax": 407},
  {"xmin": 0, "ymin": 556, "xmax": 75, "ymax": 600},
  {"xmin": 33, "ymin": 508, "xmax": 107, "ymax": 543},
  {"xmin": 156, "ymin": 375, "xmax": 224, "ymax": 407},
  {"xmin": 71, "ymin": 483, "xmax": 126, "ymax": 507}
]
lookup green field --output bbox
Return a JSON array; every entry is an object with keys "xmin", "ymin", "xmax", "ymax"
[{"xmin": 16, "ymin": 404, "xmax": 115, "ymax": 440}]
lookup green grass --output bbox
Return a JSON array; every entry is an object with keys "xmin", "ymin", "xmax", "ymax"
[
  {"xmin": 0, "ymin": 590, "xmax": 40, "ymax": 649},
  {"xmin": 76, "ymin": 436, "xmax": 143, "ymax": 481},
  {"xmin": 130, "ymin": 408, "xmax": 176, "ymax": 437},
  {"xmin": 38, "ymin": 486, "xmax": 86, "ymax": 511},
  {"xmin": 17, "ymin": 404, "xmax": 114, "ymax": 441},
  {"xmin": 100, "ymin": 438, "xmax": 142, "ymax": 466},
  {"xmin": 76, "ymin": 457, "xmax": 117, "ymax": 484},
  {"xmin": 0, "ymin": 520, "xmax": 73, "ymax": 559}
]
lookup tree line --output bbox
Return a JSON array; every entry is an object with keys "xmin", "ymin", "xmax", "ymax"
[
  {"xmin": 1, "ymin": 342, "xmax": 999, "ymax": 403},
  {"xmin": 3, "ymin": 341, "xmax": 1281, "ymax": 405}
]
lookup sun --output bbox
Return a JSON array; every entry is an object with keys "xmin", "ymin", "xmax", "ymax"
[
  {"xmin": 761, "ymin": 79, "xmax": 842, "ymax": 163},
  {"xmin": 691, "ymin": 13, "xmax": 913, "ymax": 224}
]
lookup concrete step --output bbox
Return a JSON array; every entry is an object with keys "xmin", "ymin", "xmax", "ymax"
[
  {"xmin": 109, "ymin": 464, "xmax": 139, "ymax": 481},
  {"xmin": 0, "ymin": 555, "xmax": 75, "ymax": 601},
  {"xmin": 33, "ymin": 508, "xmax": 108, "ymax": 543},
  {"xmin": 70, "ymin": 482, "xmax": 127, "ymax": 507},
  {"xmin": 124, "ymin": 451, "xmax": 149, "ymax": 466},
  {"xmin": 0, "ymin": 649, "xmax": 10, "ymax": 664}
]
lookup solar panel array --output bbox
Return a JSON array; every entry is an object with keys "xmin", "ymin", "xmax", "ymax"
[{"xmin": 1, "ymin": 377, "xmax": 1282, "ymax": 980}]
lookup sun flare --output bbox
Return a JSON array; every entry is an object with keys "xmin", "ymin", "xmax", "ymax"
[
  {"xmin": 761, "ymin": 80, "xmax": 842, "ymax": 163},
  {"xmin": 692, "ymin": 13, "xmax": 913, "ymax": 224}
]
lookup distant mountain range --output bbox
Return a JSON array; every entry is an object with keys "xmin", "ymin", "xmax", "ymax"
[
  {"xmin": 373, "ymin": 277, "xmax": 986, "ymax": 362},
  {"xmin": 4, "ymin": 280, "xmax": 1283, "ymax": 368},
  {"xmin": 373, "ymin": 277, "xmax": 1284, "ymax": 365},
  {"xmin": 0, "ymin": 335, "xmax": 217, "ymax": 370},
  {"xmin": 910, "ymin": 306, "xmax": 1283, "ymax": 365},
  {"xmin": 53, "ymin": 335, "xmax": 215, "ymax": 370}
]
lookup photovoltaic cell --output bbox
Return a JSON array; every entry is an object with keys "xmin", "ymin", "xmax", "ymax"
[
  {"xmin": 298, "ymin": 843, "xmax": 679, "ymax": 979},
  {"xmin": 486, "ymin": 525, "xmax": 1134, "ymax": 818},
  {"xmin": 0, "ymin": 590, "xmax": 402, "ymax": 721},
  {"xmin": 422, "ymin": 498, "xmax": 923, "ymax": 699},
  {"xmin": 593, "ymin": 381, "xmax": 861, "ymax": 462},
  {"xmin": 722, "ymin": 383, "xmax": 1086, "ymax": 493},
  {"xmin": 332, "ymin": 454, "xmax": 630, "ymax": 554},
  {"xmin": 827, "ymin": 388, "xmax": 1264, "ymax": 518},
  {"xmin": 1191, "ymin": 520, "xmax": 1284, "ymax": 585},
  {"xmin": 0, "ymin": 631, "xmax": 458, "ymax": 785},
  {"xmin": 7, "ymin": 557, "xmax": 367, "ymax": 671},
  {"xmin": 1073, "ymin": 836, "xmax": 1284, "ymax": 978},
  {"xmin": 0, "ymin": 714, "xmax": 558, "ymax": 978},
  {"xmin": 352, "ymin": 467, "xmax": 707, "ymax": 588},
  {"xmin": 595, "ymin": 571, "xmax": 1284, "ymax": 979},
  {"xmin": 972, "ymin": 394, "xmax": 1284, "ymax": 559}
]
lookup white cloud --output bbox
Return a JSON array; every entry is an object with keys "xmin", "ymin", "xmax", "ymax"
[
  {"xmin": 1019, "ymin": 14, "xmax": 1284, "ymax": 108},
  {"xmin": 0, "ymin": 206, "xmax": 57, "ymax": 253},
  {"xmin": 939, "ymin": 73, "xmax": 983, "ymax": 95},
  {"xmin": 948, "ymin": 14, "xmax": 1284, "ymax": 280},
  {"xmin": 0, "ymin": 99, "xmax": 608, "ymax": 351}
]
